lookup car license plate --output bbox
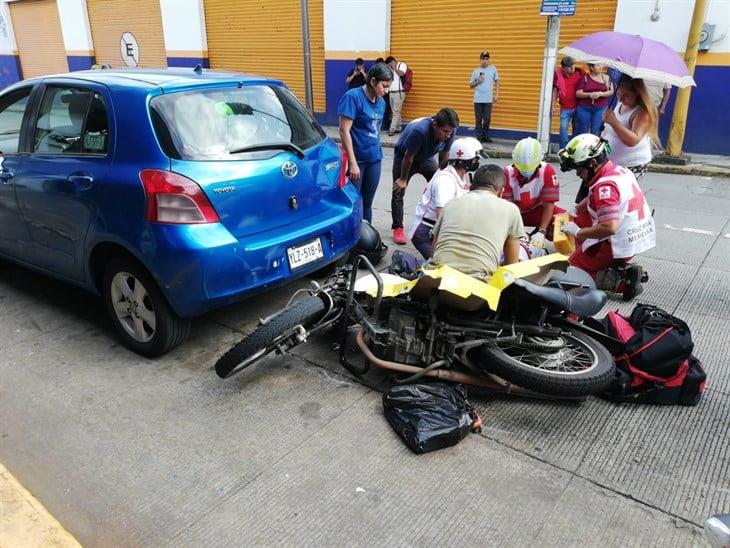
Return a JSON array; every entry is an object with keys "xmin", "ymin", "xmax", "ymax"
[{"xmin": 287, "ymin": 238, "xmax": 324, "ymax": 270}]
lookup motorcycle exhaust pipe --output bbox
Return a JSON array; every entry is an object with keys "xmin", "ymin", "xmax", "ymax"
[
  {"xmin": 355, "ymin": 328, "xmax": 584, "ymax": 400},
  {"xmin": 355, "ymin": 328, "xmax": 505, "ymax": 389}
]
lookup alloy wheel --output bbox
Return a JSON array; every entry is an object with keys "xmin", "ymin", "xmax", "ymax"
[{"xmin": 110, "ymin": 271, "xmax": 157, "ymax": 343}]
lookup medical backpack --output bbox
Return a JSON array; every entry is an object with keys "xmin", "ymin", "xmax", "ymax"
[{"xmin": 591, "ymin": 304, "xmax": 706, "ymax": 405}]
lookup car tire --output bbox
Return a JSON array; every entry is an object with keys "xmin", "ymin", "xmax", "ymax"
[{"xmin": 102, "ymin": 258, "xmax": 191, "ymax": 357}]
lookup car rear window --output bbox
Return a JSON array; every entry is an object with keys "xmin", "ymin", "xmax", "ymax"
[{"xmin": 150, "ymin": 84, "xmax": 325, "ymax": 161}]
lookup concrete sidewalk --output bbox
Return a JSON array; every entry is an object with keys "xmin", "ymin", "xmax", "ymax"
[
  {"xmin": 324, "ymin": 126, "xmax": 730, "ymax": 178},
  {"xmin": 0, "ymin": 463, "xmax": 80, "ymax": 548}
]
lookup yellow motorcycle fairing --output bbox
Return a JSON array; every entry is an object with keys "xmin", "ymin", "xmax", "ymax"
[{"xmin": 353, "ymin": 253, "xmax": 571, "ymax": 311}]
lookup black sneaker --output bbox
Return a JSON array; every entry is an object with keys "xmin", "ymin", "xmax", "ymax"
[
  {"xmin": 622, "ymin": 265, "xmax": 644, "ymax": 301},
  {"xmin": 483, "ymin": 137, "xmax": 493, "ymax": 143}
]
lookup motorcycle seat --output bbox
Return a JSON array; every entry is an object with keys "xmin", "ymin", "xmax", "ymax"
[
  {"xmin": 513, "ymin": 278, "xmax": 606, "ymax": 318},
  {"xmin": 545, "ymin": 266, "xmax": 597, "ymax": 290}
]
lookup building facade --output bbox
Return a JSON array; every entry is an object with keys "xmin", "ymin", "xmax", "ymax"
[{"xmin": 0, "ymin": 0, "xmax": 727, "ymax": 154}]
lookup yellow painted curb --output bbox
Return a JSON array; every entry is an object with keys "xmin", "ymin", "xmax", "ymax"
[{"xmin": 0, "ymin": 463, "xmax": 81, "ymax": 548}]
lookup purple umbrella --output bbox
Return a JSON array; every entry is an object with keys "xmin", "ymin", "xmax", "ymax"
[{"xmin": 559, "ymin": 31, "xmax": 695, "ymax": 87}]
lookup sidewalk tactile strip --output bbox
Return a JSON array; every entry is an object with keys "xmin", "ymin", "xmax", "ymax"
[
  {"xmin": 536, "ymin": 475, "xmax": 704, "ymax": 546},
  {"xmin": 676, "ymin": 267, "xmax": 730, "ymax": 319},
  {"xmin": 577, "ymin": 389, "xmax": 730, "ymax": 525},
  {"xmin": 472, "ymin": 395, "xmax": 617, "ymax": 473},
  {"xmin": 672, "ymin": 310, "xmax": 730, "ymax": 395}
]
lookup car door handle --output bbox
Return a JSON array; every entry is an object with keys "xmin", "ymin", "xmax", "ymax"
[
  {"xmin": 0, "ymin": 171, "xmax": 13, "ymax": 184},
  {"xmin": 67, "ymin": 174, "xmax": 94, "ymax": 190}
]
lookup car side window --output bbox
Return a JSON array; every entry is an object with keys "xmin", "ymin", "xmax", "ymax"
[
  {"xmin": 81, "ymin": 93, "xmax": 110, "ymax": 154},
  {"xmin": 0, "ymin": 87, "xmax": 33, "ymax": 154},
  {"xmin": 33, "ymin": 87, "xmax": 95, "ymax": 154}
]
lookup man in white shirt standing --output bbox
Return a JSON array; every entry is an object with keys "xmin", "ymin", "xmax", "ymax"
[{"xmin": 386, "ymin": 55, "xmax": 408, "ymax": 136}]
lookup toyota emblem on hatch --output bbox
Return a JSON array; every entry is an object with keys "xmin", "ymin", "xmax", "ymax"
[{"xmin": 281, "ymin": 161, "xmax": 298, "ymax": 178}]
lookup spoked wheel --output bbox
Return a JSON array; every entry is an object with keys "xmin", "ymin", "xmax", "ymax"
[
  {"xmin": 215, "ymin": 296, "xmax": 327, "ymax": 379},
  {"xmin": 475, "ymin": 327, "xmax": 614, "ymax": 397}
]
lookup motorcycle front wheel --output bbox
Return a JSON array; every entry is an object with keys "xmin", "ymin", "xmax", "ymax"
[
  {"xmin": 215, "ymin": 297, "xmax": 327, "ymax": 379},
  {"xmin": 475, "ymin": 327, "xmax": 614, "ymax": 397}
]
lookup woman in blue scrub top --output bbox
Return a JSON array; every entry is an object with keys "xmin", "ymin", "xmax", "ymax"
[{"xmin": 337, "ymin": 63, "xmax": 393, "ymax": 223}]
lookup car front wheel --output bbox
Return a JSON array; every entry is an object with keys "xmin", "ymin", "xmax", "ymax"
[{"xmin": 103, "ymin": 258, "xmax": 191, "ymax": 357}]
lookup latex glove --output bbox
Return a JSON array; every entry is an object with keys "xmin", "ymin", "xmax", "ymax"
[
  {"xmin": 566, "ymin": 205, "xmax": 578, "ymax": 218},
  {"xmin": 531, "ymin": 231, "xmax": 547, "ymax": 249},
  {"xmin": 562, "ymin": 221, "xmax": 580, "ymax": 237}
]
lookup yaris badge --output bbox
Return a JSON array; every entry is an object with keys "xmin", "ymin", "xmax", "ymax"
[{"xmin": 281, "ymin": 161, "xmax": 298, "ymax": 178}]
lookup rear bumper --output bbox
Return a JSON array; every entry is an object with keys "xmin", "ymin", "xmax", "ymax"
[{"xmin": 145, "ymin": 187, "xmax": 362, "ymax": 316}]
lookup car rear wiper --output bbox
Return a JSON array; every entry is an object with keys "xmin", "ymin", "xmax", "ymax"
[{"xmin": 229, "ymin": 142, "xmax": 305, "ymax": 158}]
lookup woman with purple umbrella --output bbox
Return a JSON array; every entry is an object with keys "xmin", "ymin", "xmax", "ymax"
[
  {"xmin": 602, "ymin": 75, "xmax": 659, "ymax": 181},
  {"xmin": 575, "ymin": 63, "xmax": 613, "ymax": 136}
]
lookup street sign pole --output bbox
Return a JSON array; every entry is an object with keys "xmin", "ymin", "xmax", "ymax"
[
  {"xmin": 300, "ymin": 0, "xmax": 314, "ymax": 114},
  {"xmin": 537, "ymin": 14, "xmax": 560, "ymax": 153}
]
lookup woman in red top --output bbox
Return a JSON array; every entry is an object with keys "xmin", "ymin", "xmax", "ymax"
[{"xmin": 575, "ymin": 63, "xmax": 613, "ymax": 136}]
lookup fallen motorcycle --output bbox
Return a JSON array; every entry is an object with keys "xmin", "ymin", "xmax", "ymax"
[{"xmin": 215, "ymin": 254, "xmax": 617, "ymax": 398}]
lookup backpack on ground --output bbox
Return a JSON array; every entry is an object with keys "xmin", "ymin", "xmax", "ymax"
[
  {"xmin": 588, "ymin": 304, "xmax": 706, "ymax": 405},
  {"xmin": 403, "ymin": 67, "xmax": 414, "ymax": 93}
]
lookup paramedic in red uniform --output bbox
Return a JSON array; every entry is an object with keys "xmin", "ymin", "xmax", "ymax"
[
  {"xmin": 558, "ymin": 134, "xmax": 655, "ymax": 300},
  {"xmin": 502, "ymin": 137, "xmax": 565, "ymax": 250}
]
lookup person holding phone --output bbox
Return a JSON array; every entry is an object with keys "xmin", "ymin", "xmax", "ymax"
[
  {"xmin": 345, "ymin": 58, "xmax": 367, "ymax": 90},
  {"xmin": 469, "ymin": 50, "xmax": 499, "ymax": 143},
  {"xmin": 338, "ymin": 63, "xmax": 393, "ymax": 223}
]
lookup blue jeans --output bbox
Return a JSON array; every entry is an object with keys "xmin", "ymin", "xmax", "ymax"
[
  {"xmin": 351, "ymin": 160, "xmax": 381, "ymax": 223},
  {"xmin": 411, "ymin": 221, "xmax": 434, "ymax": 260},
  {"xmin": 559, "ymin": 108, "xmax": 577, "ymax": 149},
  {"xmin": 576, "ymin": 105, "xmax": 607, "ymax": 136}
]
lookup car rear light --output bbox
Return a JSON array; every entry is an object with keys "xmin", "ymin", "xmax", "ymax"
[
  {"xmin": 139, "ymin": 169, "xmax": 220, "ymax": 224},
  {"xmin": 337, "ymin": 145, "xmax": 349, "ymax": 188}
]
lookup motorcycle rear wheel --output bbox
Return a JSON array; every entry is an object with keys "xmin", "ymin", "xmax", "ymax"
[
  {"xmin": 476, "ymin": 327, "xmax": 614, "ymax": 397},
  {"xmin": 215, "ymin": 296, "xmax": 327, "ymax": 379}
]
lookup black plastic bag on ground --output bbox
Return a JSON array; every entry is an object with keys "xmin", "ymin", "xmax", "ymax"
[{"xmin": 383, "ymin": 383, "xmax": 480, "ymax": 454}]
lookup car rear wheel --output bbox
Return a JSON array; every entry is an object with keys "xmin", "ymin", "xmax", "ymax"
[{"xmin": 103, "ymin": 258, "xmax": 191, "ymax": 357}]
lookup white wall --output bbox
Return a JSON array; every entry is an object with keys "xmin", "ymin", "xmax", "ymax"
[
  {"xmin": 614, "ymin": 0, "xmax": 729, "ymax": 53},
  {"xmin": 56, "ymin": 0, "xmax": 93, "ymax": 52},
  {"xmin": 324, "ymin": 0, "xmax": 390, "ymax": 52},
  {"xmin": 0, "ymin": 1, "xmax": 18, "ymax": 53},
  {"xmin": 159, "ymin": 0, "xmax": 207, "ymax": 52}
]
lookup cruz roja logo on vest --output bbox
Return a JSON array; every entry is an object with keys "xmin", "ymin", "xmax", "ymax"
[{"xmin": 120, "ymin": 32, "xmax": 140, "ymax": 67}]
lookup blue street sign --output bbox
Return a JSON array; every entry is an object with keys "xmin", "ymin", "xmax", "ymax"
[{"xmin": 539, "ymin": 0, "xmax": 576, "ymax": 16}]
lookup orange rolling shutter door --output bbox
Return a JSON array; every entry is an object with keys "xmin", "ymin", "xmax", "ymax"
[
  {"xmin": 204, "ymin": 0, "xmax": 326, "ymax": 112},
  {"xmin": 390, "ymin": 0, "xmax": 618, "ymax": 132},
  {"xmin": 10, "ymin": 0, "xmax": 68, "ymax": 79},
  {"xmin": 86, "ymin": 0, "xmax": 166, "ymax": 68}
]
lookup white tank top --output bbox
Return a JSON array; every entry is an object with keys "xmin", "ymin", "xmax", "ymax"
[{"xmin": 604, "ymin": 103, "xmax": 652, "ymax": 168}]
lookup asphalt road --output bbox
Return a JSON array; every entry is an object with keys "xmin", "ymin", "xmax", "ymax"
[{"xmin": 1, "ymin": 151, "xmax": 728, "ymax": 546}]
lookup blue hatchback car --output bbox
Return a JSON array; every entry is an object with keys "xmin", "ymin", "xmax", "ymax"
[{"xmin": 0, "ymin": 68, "xmax": 361, "ymax": 356}]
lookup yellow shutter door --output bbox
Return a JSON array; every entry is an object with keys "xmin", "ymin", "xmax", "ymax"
[
  {"xmin": 204, "ymin": 0, "xmax": 326, "ymax": 112},
  {"xmin": 10, "ymin": 0, "xmax": 67, "ymax": 79},
  {"xmin": 391, "ymin": 0, "xmax": 617, "ymax": 133},
  {"xmin": 86, "ymin": 0, "xmax": 166, "ymax": 69}
]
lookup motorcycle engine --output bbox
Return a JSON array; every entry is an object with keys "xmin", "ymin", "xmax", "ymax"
[{"xmin": 371, "ymin": 299, "xmax": 429, "ymax": 365}]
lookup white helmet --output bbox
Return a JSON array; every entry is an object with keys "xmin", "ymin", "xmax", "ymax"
[
  {"xmin": 512, "ymin": 137, "xmax": 543, "ymax": 178},
  {"xmin": 558, "ymin": 133, "xmax": 612, "ymax": 172},
  {"xmin": 448, "ymin": 137, "xmax": 485, "ymax": 161}
]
